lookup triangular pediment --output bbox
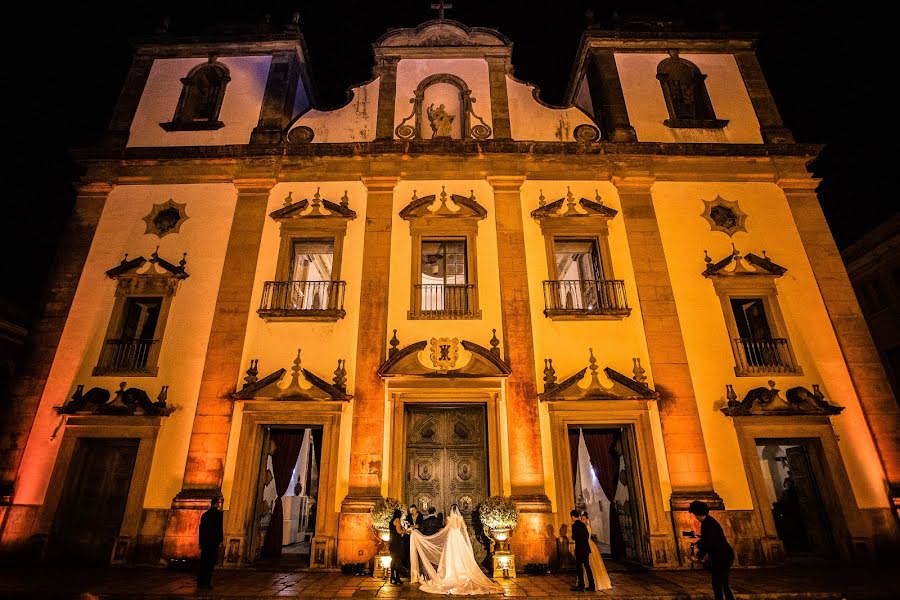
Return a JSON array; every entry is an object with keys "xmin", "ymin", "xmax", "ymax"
[
  {"xmin": 540, "ymin": 351, "xmax": 657, "ymax": 401},
  {"xmin": 399, "ymin": 188, "xmax": 487, "ymax": 221},
  {"xmin": 105, "ymin": 249, "xmax": 189, "ymax": 280},
  {"xmin": 269, "ymin": 190, "xmax": 357, "ymax": 222},
  {"xmin": 233, "ymin": 350, "xmax": 350, "ymax": 401},
  {"xmin": 530, "ymin": 189, "xmax": 618, "ymax": 223},
  {"xmin": 702, "ymin": 246, "xmax": 786, "ymax": 278}
]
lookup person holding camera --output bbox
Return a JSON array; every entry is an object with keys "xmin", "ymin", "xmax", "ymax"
[{"xmin": 688, "ymin": 500, "xmax": 735, "ymax": 600}]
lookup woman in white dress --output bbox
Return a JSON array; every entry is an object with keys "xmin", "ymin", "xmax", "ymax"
[
  {"xmin": 409, "ymin": 504, "xmax": 502, "ymax": 595},
  {"xmin": 580, "ymin": 511, "xmax": 612, "ymax": 589}
]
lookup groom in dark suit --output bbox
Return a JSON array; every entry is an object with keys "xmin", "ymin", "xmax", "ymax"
[{"xmin": 570, "ymin": 509, "xmax": 595, "ymax": 592}]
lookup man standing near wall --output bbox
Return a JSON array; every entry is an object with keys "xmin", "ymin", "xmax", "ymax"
[{"xmin": 197, "ymin": 497, "xmax": 223, "ymax": 589}]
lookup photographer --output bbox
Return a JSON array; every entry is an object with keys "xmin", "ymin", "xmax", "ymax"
[{"xmin": 688, "ymin": 500, "xmax": 735, "ymax": 600}]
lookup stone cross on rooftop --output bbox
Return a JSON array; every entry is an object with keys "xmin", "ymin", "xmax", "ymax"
[{"xmin": 430, "ymin": 1, "xmax": 453, "ymax": 19}]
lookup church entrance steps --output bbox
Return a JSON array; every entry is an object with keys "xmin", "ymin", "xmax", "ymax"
[{"xmin": 0, "ymin": 563, "xmax": 892, "ymax": 599}]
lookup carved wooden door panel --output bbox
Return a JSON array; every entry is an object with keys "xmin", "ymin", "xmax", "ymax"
[
  {"xmin": 406, "ymin": 405, "xmax": 487, "ymax": 521},
  {"xmin": 50, "ymin": 438, "xmax": 139, "ymax": 564},
  {"xmin": 785, "ymin": 445, "xmax": 834, "ymax": 556}
]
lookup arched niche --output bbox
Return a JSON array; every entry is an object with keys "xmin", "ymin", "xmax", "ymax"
[{"xmin": 395, "ymin": 73, "xmax": 491, "ymax": 141}]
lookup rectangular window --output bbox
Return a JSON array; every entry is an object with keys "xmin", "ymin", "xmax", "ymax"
[
  {"xmin": 418, "ymin": 238, "xmax": 470, "ymax": 314},
  {"xmin": 730, "ymin": 298, "xmax": 772, "ymax": 339},
  {"xmin": 554, "ymin": 238, "xmax": 603, "ymax": 281},
  {"xmin": 96, "ymin": 296, "xmax": 164, "ymax": 375},
  {"xmin": 291, "ymin": 239, "xmax": 334, "ymax": 282}
]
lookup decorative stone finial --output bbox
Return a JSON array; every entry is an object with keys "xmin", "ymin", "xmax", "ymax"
[
  {"xmin": 704, "ymin": 250, "xmax": 712, "ymax": 264},
  {"xmin": 812, "ymin": 384, "xmax": 824, "ymax": 401},
  {"xmin": 725, "ymin": 384, "xmax": 737, "ymax": 404},
  {"xmin": 333, "ymin": 359, "xmax": 347, "ymax": 391},
  {"xmin": 389, "ymin": 329, "xmax": 400, "ymax": 358},
  {"xmin": 440, "ymin": 186, "xmax": 448, "ymax": 204},
  {"xmin": 768, "ymin": 380, "xmax": 776, "ymax": 389},
  {"xmin": 312, "ymin": 188, "xmax": 321, "ymax": 207},
  {"xmin": 341, "ymin": 190, "xmax": 349, "ymax": 207},
  {"xmin": 411, "ymin": 190, "xmax": 418, "ymax": 202},
  {"xmin": 157, "ymin": 385, "xmax": 169, "ymax": 404},
  {"xmin": 588, "ymin": 348, "xmax": 598, "ymax": 375},
  {"xmin": 469, "ymin": 189, "xmax": 477, "ymax": 203},
  {"xmin": 489, "ymin": 329, "xmax": 500, "ymax": 356},
  {"xmin": 289, "ymin": 349, "xmax": 303, "ymax": 388},
  {"xmin": 283, "ymin": 191, "xmax": 293, "ymax": 207},
  {"xmin": 566, "ymin": 187, "xmax": 576, "ymax": 209},
  {"xmin": 151, "ymin": 246, "xmax": 160, "ymax": 261},
  {"xmin": 538, "ymin": 190, "xmax": 546, "ymax": 207},
  {"xmin": 180, "ymin": 253, "xmax": 188, "ymax": 267},
  {"xmin": 543, "ymin": 358, "xmax": 557, "ymax": 386},
  {"xmin": 243, "ymin": 359, "xmax": 259, "ymax": 388},
  {"xmin": 632, "ymin": 357, "xmax": 647, "ymax": 383},
  {"xmin": 595, "ymin": 189, "xmax": 602, "ymax": 204}
]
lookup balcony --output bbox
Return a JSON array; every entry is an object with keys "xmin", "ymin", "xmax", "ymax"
[
  {"xmin": 732, "ymin": 337, "xmax": 799, "ymax": 376},
  {"xmin": 258, "ymin": 280, "xmax": 346, "ymax": 321},
  {"xmin": 542, "ymin": 280, "xmax": 631, "ymax": 320},
  {"xmin": 410, "ymin": 283, "xmax": 479, "ymax": 319},
  {"xmin": 93, "ymin": 339, "xmax": 159, "ymax": 376}
]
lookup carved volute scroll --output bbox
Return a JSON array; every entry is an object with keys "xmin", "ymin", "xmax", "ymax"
[{"xmin": 721, "ymin": 381, "xmax": 843, "ymax": 416}]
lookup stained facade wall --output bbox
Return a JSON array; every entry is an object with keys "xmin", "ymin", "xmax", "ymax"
[{"xmin": 1, "ymin": 21, "xmax": 897, "ymax": 569}]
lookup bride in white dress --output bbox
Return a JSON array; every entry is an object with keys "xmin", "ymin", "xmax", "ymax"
[{"xmin": 409, "ymin": 505, "xmax": 502, "ymax": 595}]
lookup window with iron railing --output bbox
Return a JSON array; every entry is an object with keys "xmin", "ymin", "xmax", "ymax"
[
  {"xmin": 411, "ymin": 238, "xmax": 478, "ymax": 319},
  {"xmin": 542, "ymin": 279, "xmax": 630, "ymax": 317},
  {"xmin": 94, "ymin": 296, "xmax": 163, "ymax": 376},
  {"xmin": 729, "ymin": 297, "xmax": 798, "ymax": 375},
  {"xmin": 259, "ymin": 238, "xmax": 346, "ymax": 320}
]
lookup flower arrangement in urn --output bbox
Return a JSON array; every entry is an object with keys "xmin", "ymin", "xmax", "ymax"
[{"xmin": 478, "ymin": 495, "xmax": 519, "ymax": 578}]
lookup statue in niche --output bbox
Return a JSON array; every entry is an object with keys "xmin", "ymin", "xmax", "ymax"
[{"xmin": 427, "ymin": 103, "xmax": 455, "ymax": 138}]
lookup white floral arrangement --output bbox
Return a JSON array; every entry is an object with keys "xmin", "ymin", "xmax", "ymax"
[
  {"xmin": 478, "ymin": 495, "xmax": 519, "ymax": 531},
  {"xmin": 371, "ymin": 497, "xmax": 405, "ymax": 529}
]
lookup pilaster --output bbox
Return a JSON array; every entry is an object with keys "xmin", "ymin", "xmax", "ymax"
[
  {"xmin": 779, "ymin": 175, "xmax": 900, "ymax": 510},
  {"xmin": 374, "ymin": 59, "xmax": 400, "ymax": 141},
  {"xmin": 585, "ymin": 50, "xmax": 637, "ymax": 142},
  {"xmin": 0, "ymin": 183, "xmax": 112, "ymax": 504},
  {"xmin": 162, "ymin": 178, "xmax": 273, "ymax": 559},
  {"xmin": 488, "ymin": 176, "xmax": 552, "ymax": 564},
  {"xmin": 486, "ymin": 56, "xmax": 512, "ymax": 139},
  {"xmin": 250, "ymin": 51, "xmax": 301, "ymax": 145},
  {"xmin": 734, "ymin": 51, "xmax": 795, "ymax": 144},
  {"xmin": 338, "ymin": 176, "xmax": 399, "ymax": 564}
]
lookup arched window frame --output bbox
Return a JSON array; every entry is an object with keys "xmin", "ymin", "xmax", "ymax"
[
  {"xmin": 656, "ymin": 56, "xmax": 728, "ymax": 129},
  {"xmin": 160, "ymin": 60, "xmax": 231, "ymax": 132}
]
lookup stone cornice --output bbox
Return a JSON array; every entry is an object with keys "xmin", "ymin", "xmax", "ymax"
[{"xmin": 73, "ymin": 145, "xmax": 823, "ymax": 187}]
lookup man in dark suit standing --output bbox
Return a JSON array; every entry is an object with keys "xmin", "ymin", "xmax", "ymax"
[
  {"xmin": 197, "ymin": 497, "xmax": 224, "ymax": 589},
  {"xmin": 570, "ymin": 509, "xmax": 595, "ymax": 592},
  {"xmin": 689, "ymin": 500, "xmax": 736, "ymax": 600},
  {"xmin": 420, "ymin": 507, "xmax": 442, "ymax": 536}
]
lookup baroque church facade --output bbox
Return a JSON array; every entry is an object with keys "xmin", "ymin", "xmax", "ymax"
[{"xmin": 1, "ymin": 16, "xmax": 898, "ymax": 570}]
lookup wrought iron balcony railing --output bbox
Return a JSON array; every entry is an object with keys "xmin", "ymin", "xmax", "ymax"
[
  {"xmin": 258, "ymin": 280, "xmax": 346, "ymax": 320},
  {"xmin": 732, "ymin": 337, "xmax": 798, "ymax": 375},
  {"xmin": 94, "ymin": 338, "xmax": 159, "ymax": 375},
  {"xmin": 542, "ymin": 279, "xmax": 630, "ymax": 319},
  {"xmin": 410, "ymin": 283, "xmax": 478, "ymax": 319}
]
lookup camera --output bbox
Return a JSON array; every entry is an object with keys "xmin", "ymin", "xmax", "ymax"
[
  {"xmin": 681, "ymin": 530, "xmax": 698, "ymax": 538},
  {"xmin": 681, "ymin": 531, "xmax": 703, "ymax": 569}
]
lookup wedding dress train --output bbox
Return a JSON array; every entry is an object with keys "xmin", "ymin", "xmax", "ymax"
[{"xmin": 409, "ymin": 507, "xmax": 502, "ymax": 595}]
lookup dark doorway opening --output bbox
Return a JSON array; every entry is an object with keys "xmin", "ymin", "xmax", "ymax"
[
  {"xmin": 251, "ymin": 427, "xmax": 322, "ymax": 567},
  {"xmin": 568, "ymin": 427, "xmax": 647, "ymax": 567},
  {"xmin": 756, "ymin": 439, "xmax": 836, "ymax": 558},
  {"xmin": 49, "ymin": 438, "xmax": 139, "ymax": 565}
]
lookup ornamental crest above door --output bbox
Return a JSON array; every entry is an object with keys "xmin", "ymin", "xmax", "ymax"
[{"xmin": 429, "ymin": 337, "xmax": 459, "ymax": 371}]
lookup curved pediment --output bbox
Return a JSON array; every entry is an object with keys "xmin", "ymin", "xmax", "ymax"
[
  {"xmin": 378, "ymin": 339, "xmax": 510, "ymax": 378},
  {"xmin": 377, "ymin": 21, "xmax": 510, "ymax": 48},
  {"xmin": 721, "ymin": 382, "xmax": 843, "ymax": 417}
]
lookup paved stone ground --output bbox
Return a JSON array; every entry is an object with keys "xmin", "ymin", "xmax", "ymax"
[{"xmin": 0, "ymin": 562, "xmax": 896, "ymax": 600}]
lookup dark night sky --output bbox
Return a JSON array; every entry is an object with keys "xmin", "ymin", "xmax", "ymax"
[{"xmin": 6, "ymin": 1, "xmax": 894, "ymax": 326}]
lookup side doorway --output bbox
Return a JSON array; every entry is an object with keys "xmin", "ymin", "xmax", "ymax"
[{"xmin": 48, "ymin": 438, "xmax": 139, "ymax": 564}]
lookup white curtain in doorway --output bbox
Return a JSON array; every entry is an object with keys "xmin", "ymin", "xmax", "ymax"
[{"xmin": 575, "ymin": 429, "xmax": 612, "ymax": 545}]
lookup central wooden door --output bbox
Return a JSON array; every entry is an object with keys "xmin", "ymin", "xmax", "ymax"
[
  {"xmin": 50, "ymin": 438, "xmax": 139, "ymax": 564},
  {"xmin": 405, "ymin": 405, "xmax": 488, "ymax": 520}
]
